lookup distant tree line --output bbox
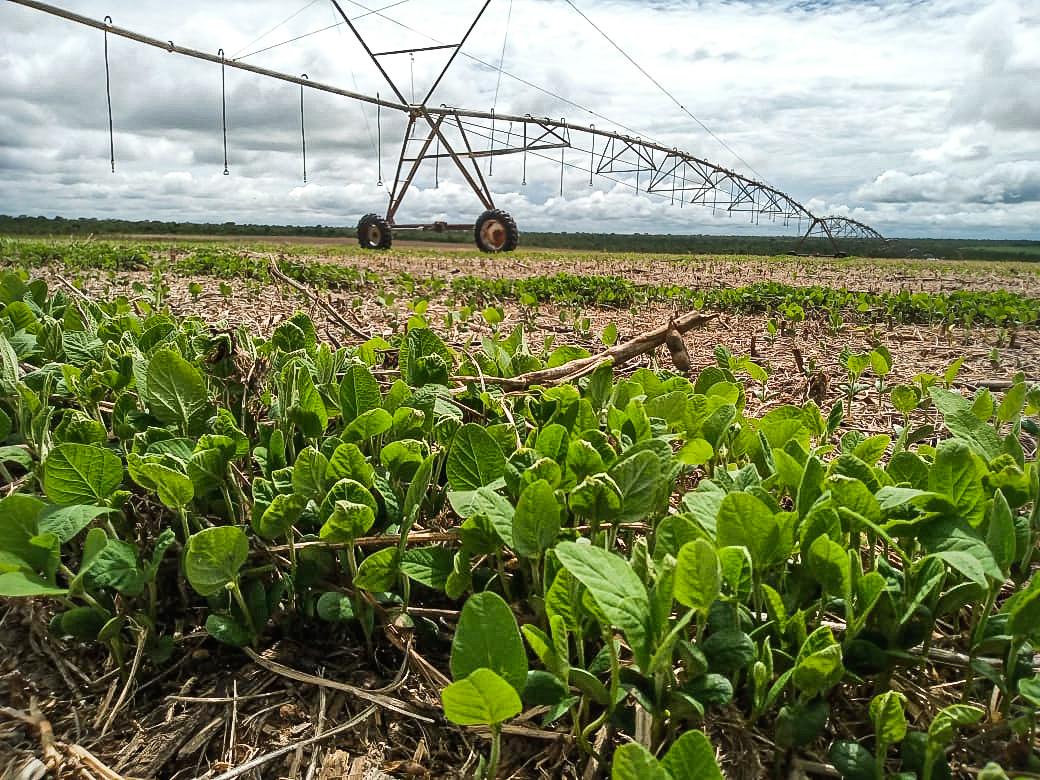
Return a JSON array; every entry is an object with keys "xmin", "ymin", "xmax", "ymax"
[{"xmin": 2, "ymin": 214, "xmax": 1039, "ymax": 262}]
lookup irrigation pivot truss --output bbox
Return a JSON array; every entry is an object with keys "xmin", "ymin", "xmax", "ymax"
[{"xmin": 6, "ymin": 0, "xmax": 884, "ymax": 254}]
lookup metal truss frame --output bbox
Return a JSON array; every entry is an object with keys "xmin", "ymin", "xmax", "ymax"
[{"xmin": 9, "ymin": 0, "xmax": 885, "ymax": 248}]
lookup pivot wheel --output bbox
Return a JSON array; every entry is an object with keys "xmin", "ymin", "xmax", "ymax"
[
  {"xmin": 474, "ymin": 209, "xmax": 519, "ymax": 253},
  {"xmin": 357, "ymin": 213, "xmax": 392, "ymax": 250}
]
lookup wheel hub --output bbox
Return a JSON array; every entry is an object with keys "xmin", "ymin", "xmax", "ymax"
[{"xmin": 480, "ymin": 220, "xmax": 506, "ymax": 251}]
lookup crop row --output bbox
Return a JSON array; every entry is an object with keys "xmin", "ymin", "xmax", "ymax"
[{"xmin": 2, "ymin": 238, "xmax": 1039, "ymax": 328}]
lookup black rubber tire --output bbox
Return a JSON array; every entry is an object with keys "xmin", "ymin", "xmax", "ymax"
[
  {"xmin": 473, "ymin": 209, "xmax": 519, "ymax": 253},
  {"xmin": 357, "ymin": 213, "xmax": 392, "ymax": 250}
]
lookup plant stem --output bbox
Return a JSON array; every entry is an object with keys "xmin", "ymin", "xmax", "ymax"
[
  {"xmin": 230, "ymin": 581, "xmax": 258, "ymax": 641},
  {"xmin": 487, "ymin": 723, "xmax": 502, "ymax": 779},
  {"xmin": 962, "ymin": 585, "xmax": 998, "ymax": 702},
  {"xmin": 178, "ymin": 507, "xmax": 191, "ymax": 541}
]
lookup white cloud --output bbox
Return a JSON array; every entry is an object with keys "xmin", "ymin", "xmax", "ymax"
[{"xmin": 0, "ymin": 0, "xmax": 1038, "ymax": 238}]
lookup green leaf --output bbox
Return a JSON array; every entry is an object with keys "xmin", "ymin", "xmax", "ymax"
[
  {"xmin": 402, "ymin": 452, "xmax": 436, "ymax": 534},
  {"xmin": 400, "ymin": 545, "xmax": 454, "ymax": 590},
  {"xmin": 400, "ymin": 328, "xmax": 453, "ymax": 387},
  {"xmin": 291, "ymin": 446, "xmax": 328, "ymax": 500},
  {"xmin": 702, "ymin": 628, "xmax": 756, "ymax": 674},
  {"xmin": 611, "ymin": 743, "xmax": 671, "ymax": 780},
  {"xmin": 927, "ymin": 704, "xmax": 983, "ymax": 748},
  {"xmin": 828, "ymin": 741, "xmax": 878, "ymax": 780},
  {"xmin": 793, "ymin": 626, "xmax": 845, "ymax": 698},
  {"xmin": 522, "ymin": 670, "xmax": 569, "ymax": 707},
  {"xmin": 127, "ymin": 455, "xmax": 194, "ymax": 510},
  {"xmin": 917, "ymin": 517, "xmax": 1003, "ymax": 584},
  {"xmin": 343, "ymin": 407, "xmax": 392, "ymax": 442},
  {"xmin": 92, "ymin": 540, "xmax": 146, "ymax": 596},
  {"xmin": 0, "ymin": 570, "xmax": 68, "ymax": 597},
  {"xmin": 870, "ymin": 690, "xmax": 908, "ymax": 745},
  {"xmin": 353, "ymin": 546, "xmax": 400, "ymax": 592},
  {"xmin": 809, "ymin": 535, "xmax": 851, "ymax": 597},
  {"xmin": 144, "ymin": 348, "xmax": 212, "ymax": 434},
  {"xmin": 674, "ymin": 539, "xmax": 721, "ymax": 614},
  {"xmin": 609, "ymin": 449, "xmax": 663, "ymax": 522},
  {"xmin": 716, "ymin": 491, "xmax": 780, "ymax": 569},
  {"xmin": 554, "ymin": 541, "xmax": 652, "ymax": 670},
  {"xmin": 255, "ymin": 493, "xmax": 307, "ymax": 539},
  {"xmin": 986, "ymin": 490, "xmax": 1015, "ymax": 578},
  {"xmin": 678, "ymin": 437, "xmax": 714, "ymax": 467},
  {"xmin": 339, "ymin": 363, "xmax": 381, "ymax": 423},
  {"xmin": 448, "ymin": 486, "xmax": 514, "ymax": 547},
  {"xmin": 284, "ymin": 361, "xmax": 328, "ymax": 438},
  {"xmin": 600, "ymin": 322, "xmax": 618, "ymax": 347},
  {"xmin": 661, "ymin": 730, "xmax": 723, "ymax": 780},
  {"xmin": 43, "ymin": 443, "xmax": 123, "ymax": 505},
  {"xmin": 319, "ymin": 500, "xmax": 375, "ymax": 543},
  {"xmin": 316, "ymin": 591, "xmax": 356, "ymax": 622},
  {"xmin": 326, "ymin": 442, "xmax": 374, "ymax": 487},
  {"xmin": 513, "ymin": 480, "xmax": 561, "ymax": 558},
  {"xmin": 929, "ymin": 387, "xmax": 1001, "ymax": 460},
  {"xmin": 446, "ymin": 423, "xmax": 505, "ymax": 490},
  {"xmin": 0, "ymin": 494, "xmax": 47, "ymax": 572},
  {"xmin": 927, "ymin": 439, "xmax": 986, "ymax": 526},
  {"xmin": 205, "ymin": 614, "xmax": 253, "ymax": 647},
  {"xmin": 441, "ymin": 668, "xmax": 522, "ymax": 726},
  {"xmin": 450, "ymin": 591, "xmax": 528, "ymax": 693},
  {"xmin": 184, "ymin": 526, "xmax": 248, "ymax": 597}
]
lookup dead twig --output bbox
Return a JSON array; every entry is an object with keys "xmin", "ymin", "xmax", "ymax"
[
  {"xmin": 242, "ymin": 648, "xmax": 434, "ymax": 723},
  {"xmin": 268, "ymin": 259, "xmax": 371, "ymax": 341},
  {"xmin": 452, "ymin": 309, "xmax": 718, "ymax": 390},
  {"xmin": 208, "ymin": 705, "xmax": 377, "ymax": 780}
]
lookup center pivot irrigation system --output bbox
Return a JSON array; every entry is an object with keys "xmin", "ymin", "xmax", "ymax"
[{"xmin": 8, "ymin": 0, "xmax": 884, "ymax": 254}]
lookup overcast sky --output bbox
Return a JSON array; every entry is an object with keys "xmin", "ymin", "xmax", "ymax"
[{"xmin": 1, "ymin": 0, "xmax": 1038, "ymax": 239}]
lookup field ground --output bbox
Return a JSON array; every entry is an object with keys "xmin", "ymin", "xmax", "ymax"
[{"xmin": 2, "ymin": 237, "xmax": 1040, "ymax": 780}]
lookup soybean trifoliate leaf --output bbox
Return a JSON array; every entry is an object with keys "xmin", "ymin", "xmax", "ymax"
[
  {"xmin": 928, "ymin": 439, "xmax": 986, "ymax": 527},
  {"xmin": 326, "ymin": 442, "xmax": 375, "ymax": 487},
  {"xmin": 660, "ymin": 730, "xmax": 724, "ymax": 780},
  {"xmin": 446, "ymin": 423, "xmax": 505, "ymax": 491},
  {"xmin": 986, "ymin": 489, "xmax": 1015, "ymax": 578},
  {"xmin": 450, "ymin": 591, "xmax": 528, "ymax": 693},
  {"xmin": 512, "ymin": 480, "xmax": 561, "ymax": 558},
  {"xmin": 608, "ymin": 449, "xmax": 662, "ymax": 522},
  {"xmin": 809, "ymin": 535, "xmax": 851, "ymax": 597},
  {"xmin": 344, "ymin": 408, "xmax": 392, "ymax": 442},
  {"xmin": 927, "ymin": 704, "xmax": 984, "ymax": 747},
  {"xmin": 92, "ymin": 540, "xmax": 147, "ymax": 596},
  {"xmin": 399, "ymin": 546, "xmax": 454, "ymax": 591},
  {"xmin": 611, "ymin": 743, "xmax": 670, "ymax": 780},
  {"xmin": 353, "ymin": 547, "xmax": 400, "ymax": 592},
  {"xmin": 319, "ymin": 500, "xmax": 376, "ymax": 543},
  {"xmin": 0, "ymin": 570, "xmax": 68, "ymax": 597},
  {"xmin": 869, "ymin": 690, "xmax": 908, "ymax": 745},
  {"xmin": 715, "ymin": 491, "xmax": 779, "ymax": 569},
  {"xmin": 144, "ymin": 348, "xmax": 213, "ymax": 435},
  {"xmin": 674, "ymin": 539, "xmax": 721, "ymax": 614},
  {"xmin": 43, "ymin": 443, "xmax": 123, "ymax": 506},
  {"xmin": 291, "ymin": 446, "xmax": 328, "ymax": 500},
  {"xmin": 828, "ymin": 742, "xmax": 878, "ymax": 780},
  {"xmin": 441, "ymin": 668, "xmax": 522, "ymax": 727},
  {"xmin": 554, "ymin": 541, "xmax": 652, "ymax": 671},
  {"xmin": 255, "ymin": 493, "xmax": 307, "ymax": 540},
  {"xmin": 128, "ymin": 456, "xmax": 194, "ymax": 510},
  {"xmin": 0, "ymin": 494, "xmax": 47, "ymax": 572},
  {"xmin": 339, "ymin": 363, "xmax": 381, "ymax": 424},
  {"xmin": 316, "ymin": 591, "xmax": 356, "ymax": 622},
  {"xmin": 184, "ymin": 526, "xmax": 248, "ymax": 597},
  {"xmin": 319, "ymin": 478, "xmax": 377, "ymax": 523}
]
